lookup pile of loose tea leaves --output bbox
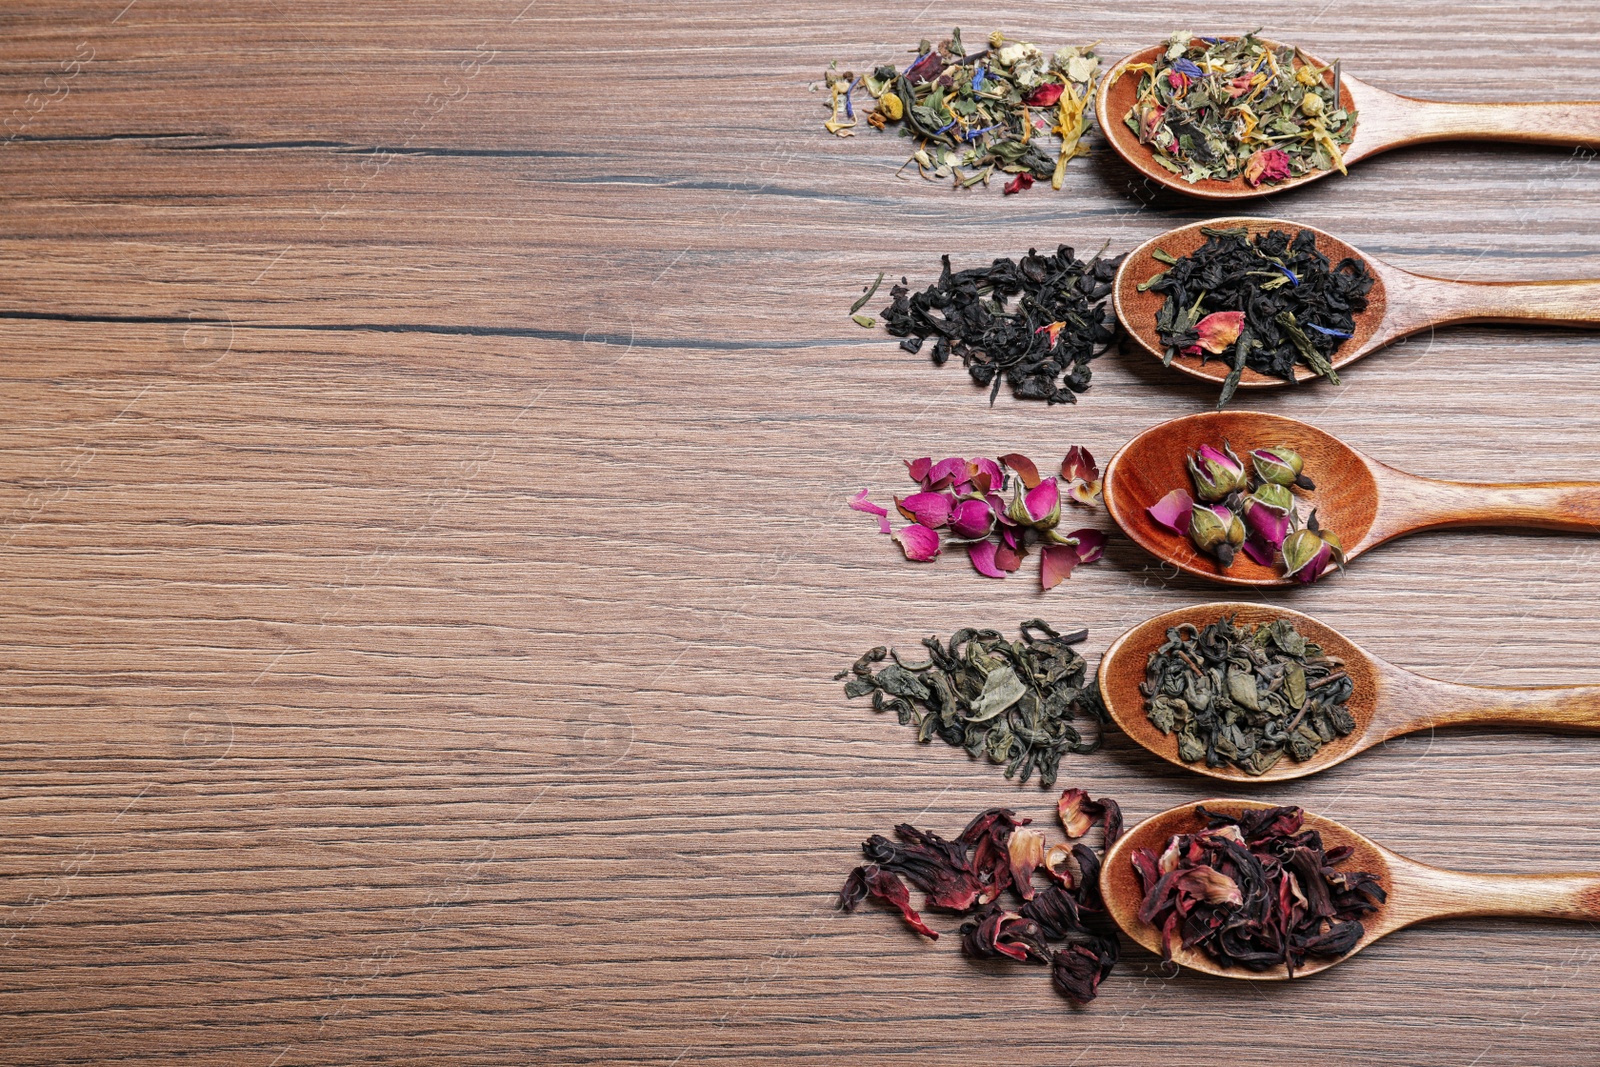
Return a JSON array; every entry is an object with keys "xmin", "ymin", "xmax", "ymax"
[
  {"xmin": 1141, "ymin": 226, "xmax": 1374, "ymax": 406},
  {"xmin": 1139, "ymin": 225, "xmax": 1376, "ymax": 404},
  {"xmin": 1146, "ymin": 441, "xmax": 1346, "ymax": 582},
  {"xmin": 1141, "ymin": 615, "xmax": 1356, "ymax": 776},
  {"xmin": 839, "ymin": 787, "xmax": 1123, "ymax": 1002},
  {"xmin": 1123, "ymin": 32, "xmax": 1357, "ymax": 186},
  {"xmin": 1132, "ymin": 804, "xmax": 1385, "ymax": 974},
  {"xmin": 851, "ymin": 450, "xmax": 1108, "ymax": 589},
  {"xmin": 821, "ymin": 29, "xmax": 1101, "ymax": 192},
  {"xmin": 883, "ymin": 245, "xmax": 1123, "ymax": 404},
  {"xmin": 837, "ymin": 620, "xmax": 1107, "ymax": 788}
]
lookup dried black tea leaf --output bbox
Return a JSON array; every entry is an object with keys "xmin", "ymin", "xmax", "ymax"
[
  {"xmin": 881, "ymin": 245, "xmax": 1123, "ymax": 405},
  {"xmin": 837, "ymin": 619, "xmax": 1108, "ymax": 787},
  {"xmin": 1141, "ymin": 615, "xmax": 1355, "ymax": 776},
  {"xmin": 1131, "ymin": 804, "xmax": 1385, "ymax": 975}
]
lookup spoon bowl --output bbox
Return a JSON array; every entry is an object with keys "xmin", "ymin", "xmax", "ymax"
[
  {"xmin": 1098, "ymin": 601, "xmax": 1600, "ymax": 782},
  {"xmin": 1102, "ymin": 409, "xmax": 1600, "ymax": 586},
  {"xmin": 1102, "ymin": 799, "xmax": 1600, "ymax": 980},
  {"xmin": 1095, "ymin": 36, "xmax": 1600, "ymax": 201},
  {"xmin": 1102, "ymin": 410, "xmax": 1379, "ymax": 586},
  {"xmin": 1098, "ymin": 602, "xmax": 1380, "ymax": 783},
  {"xmin": 1112, "ymin": 217, "xmax": 1600, "ymax": 389}
]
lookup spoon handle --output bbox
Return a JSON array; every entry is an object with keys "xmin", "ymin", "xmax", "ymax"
[
  {"xmin": 1367, "ymin": 468, "xmax": 1600, "ymax": 544},
  {"xmin": 1407, "ymin": 275, "xmax": 1600, "ymax": 328},
  {"xmin": 1399, "ymin": 866, "xmax": 1600, "ymax": 923},
  {"xmin": 1379, "ymin": 669, "xmax": 1600, "ymax": 735},
  {"xmin": 1384, "ymin": 96, "xmax": 1600, "ymax": 150}
]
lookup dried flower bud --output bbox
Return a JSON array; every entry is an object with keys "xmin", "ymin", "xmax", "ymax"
[
  {"xmin": 1300, "ymin": 91, "xmax": 1324, "ymax": 117},
  {"xmin": 1250, "ymin": 445, "xmax": 1313, "ymax": 489},
  {"xmin": 1189, "ymin": 503, "xmax": 1245, "ymax": 567},
  {"xmin": 876, "ymin": 91, "xmax": 904, "ymax": 121},
  {"xmin": 1281, "ymin": 528, "xmax": 1333, "ymax": 582},
  {"xmin": 1248, "ymin": 483, "xmax": 1294, "ymax": 515},
  {"xmin": 1005, "ymin": 477, "xmax": 1061, "ymax": 531},
  {"xmin": 1187, "ymin": 442, "xmax": 1249, "ymax": 502}
]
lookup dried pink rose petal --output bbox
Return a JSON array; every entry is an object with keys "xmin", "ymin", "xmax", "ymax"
[
  {"xmin": 895, "ymin": 491, "xmax": 953, "ymax": 529},
  {"xmin": 849, "ymin": 488, "xmax": 891, "ymax": 535},
  {"xmin": 967, "ymin": 539, "xmax": 1006, "ymax": 578},
  {"xmin": 1240, "ymin": 538, "xmax": 1277, "ymax": 566},
  {"xmin": 924, "ymin": 456, "xmax": 969, "ymax": 490},
  {"xmin": 994, "ymin": 541, "xmax": 1024, "ymax": 572},
  {"xmin": 905, "ymin": 457, "xmax": 933, "ymax": 484},
  {"xmin": 998, "ymin": 452, "xmax": 1041, "ymax": 489},
  {"xmin": 1146, "ymin": 488, "xmax": 1194, "ymax": 535},
  {"xmin": 1244, "ymin": 147, "xmax": 1292, "ymax": 187},
  {"xmin": 893, "ymin": 523, "xmax": 941, "ymax": 562},
  {"xmin": 1182, "ymin": 311, "xmax": 1245, "ymax": 357},
  {"xmin": 968, "ymin": 457, "xmax": 1003, "ymax": 495},
  {"xmin": 1068, "ymin": 528, "xmax": 1107, "ymax": 564},
  {"xmin": 1039, "ymin": 543, "xmax": 1078, "ymax": 590},
  {"xmin": 1061, "ymin": 446, "xmax": 1102, "ymax": 506}
]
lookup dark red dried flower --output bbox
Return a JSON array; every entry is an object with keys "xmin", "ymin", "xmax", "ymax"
[
  {"xmin": 838, "ymin": 863, "xmax": 939, "ymax": 939},
  {"xmin": 959, "ymin": 905, "xmax": 1051, "ymax": 963},
  {"xmin": 1131, "ymin": 805, "xmax": 1386, "ymax": 975},
  {"xmin": 1051, "ymin": 938, "xmax": 1119, "ymax": 1003},
  {"xmin": 838, "ymin": 788, "xmax": 1125, "ymax": 1001}
]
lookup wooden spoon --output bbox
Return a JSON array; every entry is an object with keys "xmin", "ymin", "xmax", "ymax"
[
  {"xmin": 1095, "ymin": 36, "xmax": 1600, "ymax": 201},
  {"xmin": 1098, "ymin": 601, "xmax": 1600, "ymax": 783},
  {"xmin": 1102, "ymin": 799, "xmax": 1600, "ymax": 980},
  {"xmin": 1114, "ymin": 217, "xmax": 1600, "ymax": 389},
  {"xmin": 1102, "ymin": 409, "xmax": 1600, "ymax": 587}
]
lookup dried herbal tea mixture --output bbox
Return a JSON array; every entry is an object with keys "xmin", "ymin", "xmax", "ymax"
[
  {"xmin": 839, "ymin": 787, "xmax": 1123, "ymax": 1002},
  {"xmin": 821, "ymin": 29, "xmax": 1101, "ymax": 192},
  {"xmin": 1132, "ymin": 804, "xmax": 1385, "ymax": 974},
  {"xmin": 837, "ymin": 620, "xmax": 1107, "ymax": 788},
  {"xmin": 1146, "ymin": 440, "xmax": 1345, "ymax": 582},
  {"xmin": 1141, "ymin": 615, "xmax": 1355, "ymax": 776},
  {"xmin": 851, "ymin": 450, "xmax": 1108, "ymax": 589},
  {"xmin": 1141, "ymin": 226, "xmax": 1374, "ymax": 406},
  {"xmin": 883, "ymin": 245, "xmax": 1123, "ymax": 404},
  {"xmin": 1123, "ymin": 32, "xmax": 1357, "ymax": 185}
]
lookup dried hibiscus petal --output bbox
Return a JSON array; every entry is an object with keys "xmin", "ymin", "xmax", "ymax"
[
  {"xmin": 839, "ymin": 863, "xmax": 939, "ymax": 939},
  {"xmin": 1051, "ymin": 938, "xmax": 1119, "ymax": 1003}
]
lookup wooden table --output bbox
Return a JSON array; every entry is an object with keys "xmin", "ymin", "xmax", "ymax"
[{"xmin": 3, "ymin": 3, "xmax": 1599, "ymax": 1063}]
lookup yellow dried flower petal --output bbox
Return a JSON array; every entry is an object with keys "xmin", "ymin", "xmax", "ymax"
[{"xmin": 877, "ymin": 91, "xmax": 903, "ymax": 120}]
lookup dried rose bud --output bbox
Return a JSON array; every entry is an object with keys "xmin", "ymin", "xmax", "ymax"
[
  {"xmin": 1251, "ymin": 446, "xmax": 1315, "ymax": 490},
  {"xmin": 1281, "ymin": 528, "xmax": 1334, "ymax": 582},
  {"xmin": 1248, "ymin": 483, "xmax": 1294, "ymax": 515},
  {"xmin": 1190, "ymin": 503, "xmax": 1245, "ymax": 567},
  {"xmin": 1005, "ymin": 476, "xmax": 1061, "ymax": 531},
  {"xmin": 1242, "ymin": 493, "xmax": 1293, "ymax": 554},
  {"xmin": 1187, "ymin": 442, "xmax": 1248, "ymax": 502},
  {"xmin": 947, "ymin": 497, "xmax": 995, "ymax": 540}
]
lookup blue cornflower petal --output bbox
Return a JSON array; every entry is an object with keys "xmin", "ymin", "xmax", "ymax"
[
  {"xmin": 966, "ymin": 123, "xmax": 1002, "ymax": 141},
  {"xmin": 844, "ymin": 77, "xmax": 858, "ymax": 119},
  {"xmin": 1306, "ymin": 323, "xmax": 1354, "ymax": 339},
  {"xmin": 1276, "ymin": 263, "xmax": 1299, "ymax": 286},
  {"xmin": 1172, "ymin": 58, "xmax": 1204, "ymax": 78},
  {"xmin": 971, "ymin": 64, "xmax": 986, "ymax": 91},
  {"xmin": 933, "ymin": 119, "xmax": 958, "ymax": 135}
]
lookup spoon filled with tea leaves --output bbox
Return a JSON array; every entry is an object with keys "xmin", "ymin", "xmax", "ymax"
[
  {"xmin": 1102, "ymin": 409, "xmax": 1600, "ymax": 587},
  {"xmin": 1101, "ymin": 799, "xmax": 1600, "ymax": 980},
  {"xmin": 1096, "ymin": 35, "xmax": 1600, "ymax": 201},
  {"xmin": 1114, "ymin": 217, "xmax": 1600, "ymax": 395},
  {"xmin": 1097, "ymin": 601, "xmax": 1600, "ymax": 783}
]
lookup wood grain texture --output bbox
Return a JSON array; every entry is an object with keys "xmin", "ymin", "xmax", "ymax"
[{"xmin": 3, "ymin": 2, "xmax": 1600, "ymax": 1064}]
